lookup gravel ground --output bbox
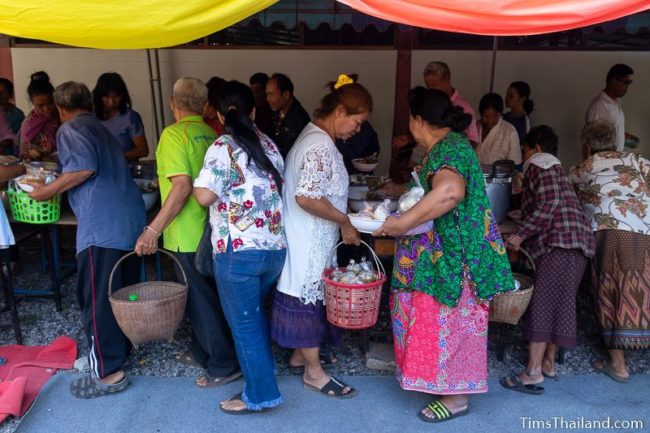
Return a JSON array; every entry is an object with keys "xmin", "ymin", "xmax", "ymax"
[{"xmin": 1, "ymin": 234, "xmax": 648, "ymax": 432}]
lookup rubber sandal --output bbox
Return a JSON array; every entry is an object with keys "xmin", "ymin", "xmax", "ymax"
[
  {"xmin": 304, "ymin": 376, "xmax": 358, "ymax": 399},
  {"xmin": 174, "ymin": 351, "xmax": 200, "ymax": 368},
  {"xmin": 543, "ymin": 371, "xmax": 559, "ymax": 381},
  {"xmin": 517, "ymin": 357, "xmax": 558, "ymax": 380},
  {"xmin": 418, "ymin": 400, "xmax": 470, "ymax": 423},
  {"xmin": 499, "ymin": 375, "xmax": 544, "ymax": 395},
  {"xmin": 70, "ymin": 372, "xmax": 129, "ymax": 399},
  {"xmin": 592, "ymin": 358, "xmax": 629, "ymax": 383},
  {"xmin": 195, "ymin": 371, "xmax": 243, "ymax": 388},
  {"xmin": 220, "ymin": 393, "xmax": 257, "ymax": 415},
  {"xmin": 288, "ymin": 353, "xmax": 338, "ymax": 375}
]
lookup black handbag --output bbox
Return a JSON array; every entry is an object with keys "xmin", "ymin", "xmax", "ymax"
[{"xmin": 194, "ymin": 222, "xmax": 213, "ymax": 277}]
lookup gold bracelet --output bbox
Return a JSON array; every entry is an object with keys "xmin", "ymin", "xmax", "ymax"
[{"xmin": 144, "ymin": 225, "xmax": 161, "ymax": 237}]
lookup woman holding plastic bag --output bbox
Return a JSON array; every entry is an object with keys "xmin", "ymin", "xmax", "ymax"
[{"xmin": 373, "ymin": 87, "xmax": 514, "ymax": 423}]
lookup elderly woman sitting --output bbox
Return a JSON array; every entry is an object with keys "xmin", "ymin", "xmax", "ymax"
[
  {"xmin": 476, "ymin": 93, "xmax": 521, "ymax": 166},
  {"xmin": 570, "ymin": 120, "xmax": 650, "ymax": 383}
]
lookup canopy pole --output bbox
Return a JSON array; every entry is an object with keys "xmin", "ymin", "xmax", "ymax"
[
  {"xmin": 146, "ymin": 49, "xmax": 160, "ymax": 140},
  {"xmin": 489, "ymin": 36, "xmax": 498, "ymax": 93},
  {"xmin": 154, "ymin": 49, "xmax": 166, "ymax": 133}
]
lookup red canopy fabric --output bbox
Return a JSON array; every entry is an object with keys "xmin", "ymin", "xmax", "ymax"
[{"xmin": 337, "ymin": 1, "xmax": 650, "ymax": 35}]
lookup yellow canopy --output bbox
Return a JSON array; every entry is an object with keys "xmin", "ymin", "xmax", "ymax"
[{"xmin": 0, "ymin": 0, "xmax": 278, "ymax": 49}]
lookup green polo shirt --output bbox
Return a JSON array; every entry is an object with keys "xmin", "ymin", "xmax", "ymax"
[{"xmin": 156, "ymin": 115, "xmax": 217, "ymax": 252}]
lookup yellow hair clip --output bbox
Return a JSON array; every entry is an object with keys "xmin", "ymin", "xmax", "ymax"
[{"xmin": 334, "ymin": 74, "xmax": 354, "ymax": 90}]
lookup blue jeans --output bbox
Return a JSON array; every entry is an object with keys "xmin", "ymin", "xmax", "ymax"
[{"xmin": 213, "ymin": 246, "xmax": 286, "ymax": 410}]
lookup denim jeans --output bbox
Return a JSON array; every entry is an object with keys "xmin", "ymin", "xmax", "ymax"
[{"xmin": 213, "ymin": 245, "xmax": 287, "ymax": 410}]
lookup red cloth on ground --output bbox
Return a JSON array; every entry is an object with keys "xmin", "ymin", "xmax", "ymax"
[{"xmin": 0, "ymin": 336, "xmax": 77, "ymax": 422}]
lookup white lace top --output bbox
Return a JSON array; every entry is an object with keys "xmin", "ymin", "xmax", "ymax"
[{"xmin": 277, "ymin": 123, "xmax": 349, "ymax": 304}]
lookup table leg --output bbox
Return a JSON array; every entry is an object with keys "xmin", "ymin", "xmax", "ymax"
[
  {"xmin": 1, "ymin": 249, "xmax": 23, "ymax": 344},
  {"xmin": 44, "ymin": 228, "xmax": 62, "ymax": 311}
]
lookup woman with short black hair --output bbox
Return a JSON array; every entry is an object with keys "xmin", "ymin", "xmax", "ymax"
[
  {"xmin": 503, "ymin": 125, "xmax": 594, "ymax": 394},
  {"xmin": 476, "ymin": 92, "xmax": 521, "ymax": 166}
]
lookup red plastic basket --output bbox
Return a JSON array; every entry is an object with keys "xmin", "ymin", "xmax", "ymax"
[{"xmin": 323, "ymin": 241, "xmax": 387, "ymax": 330}]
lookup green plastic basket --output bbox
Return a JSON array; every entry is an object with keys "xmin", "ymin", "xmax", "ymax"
[{"xmin": 8, "ymin": 187, "xmax": 61, "ymax": 224}]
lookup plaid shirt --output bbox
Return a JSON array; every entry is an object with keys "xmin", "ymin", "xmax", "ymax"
[{"xmin": 516, "ymin": 163, "xmax": 595, "ymax": 262}]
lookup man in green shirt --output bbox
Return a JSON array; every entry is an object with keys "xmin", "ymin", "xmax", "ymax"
[{"xmin": 135, "ymin": 77, "xmax": 240, "ymax": 387}]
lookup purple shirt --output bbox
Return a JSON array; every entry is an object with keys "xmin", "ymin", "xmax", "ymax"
[{"xmin": 100, "ymin": 109, "xmax": 145, "ymax": 152}]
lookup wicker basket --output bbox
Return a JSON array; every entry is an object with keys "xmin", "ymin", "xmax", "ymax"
[
  {"xmin": 108, "ymin": 250, "xmax": 188, "ymax": 347},
  {"xmin": 8, "ymin": 186, "xmax": 61, "ymax": 224},
  {"xmin": 323, "ymin": 240, "xmax": 387, "ymax": 330},
  {"xmin": 489, "ymin": 248, "xmax": 535, "ymax": 325}
]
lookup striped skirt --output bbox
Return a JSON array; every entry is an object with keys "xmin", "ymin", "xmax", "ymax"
[{"xmin": 592, "ymin": 230, "xmax": 650, "ymax": 349}]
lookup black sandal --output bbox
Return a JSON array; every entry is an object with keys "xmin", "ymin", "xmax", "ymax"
[
  {"xmin": 418, "ymin": 400, "xmax": 470, "ymax": 423},
  {"xmin": 304, "ymin": 376, "xmax": 358, "ymax": 399},
  {"xmin": 220, "ymin": 393, "xmax": 257, "ymax": 415},
  {"xmin": 70, "ymin": 373, "xmax": 129, "ymax": 399},
  {"xmin": 288, "ymin": 353, "xmax": 338, "ymax": 375}
]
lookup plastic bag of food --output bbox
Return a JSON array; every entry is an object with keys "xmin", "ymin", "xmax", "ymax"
[
  {"xmin": 355, "ymin": 206, "xmax": 375, "ymax": 220},
  {"xmin": 346, "ymin": 259, "xmax": 362, "ymax": 274},
  {"xmin": 372, "ymin": 199, "xmax": 392, "ymax": 221},
  {"xmin": 359, "ymin": 257, "xmax": 375, "ymax": 273},
  {"xmin": 398, "ymin": 170, "xmax": 425, "ymax": 213},
  {"xmin": 359, "ymin": 270, "xmax": 377, "ymax": 283}
]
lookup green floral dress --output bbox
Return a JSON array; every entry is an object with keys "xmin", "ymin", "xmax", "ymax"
[{"xmin": 391, "ymin": 131, "xmax": 515, "ymax": 306}]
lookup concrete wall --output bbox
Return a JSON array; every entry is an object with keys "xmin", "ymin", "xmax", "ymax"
[
  {"xmin": 412, "ymin": 50, "xmax": 650, "ymax": 167},
  {"xmin": 10, "ymin": 48, "xmax": 397, "ymax": 173},
  {"xmin": 10, "ymin": 47, "xmax": 650, "ymax": 172}
]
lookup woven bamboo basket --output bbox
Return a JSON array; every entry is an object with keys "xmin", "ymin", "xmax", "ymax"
[
  {"xmin": 323, "ymin": 240, "xmax": 387, "ymax": 330},
  {"xmin": 489, "ymin": 248, "xmax": 535, "ymax": 325},
  {"xmin": 108, "ymin": 250, "xmax": 188, "ymax": 347}
]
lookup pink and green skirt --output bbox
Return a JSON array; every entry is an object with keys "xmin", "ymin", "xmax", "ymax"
[{"xmin": 390, "ymin": 278, "xmax": 489, "ymax": 395}]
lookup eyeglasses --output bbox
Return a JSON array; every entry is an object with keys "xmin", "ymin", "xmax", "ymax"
[{"xmin": 616, "ymin": 78, "xmax": 633, "ymax": 86}]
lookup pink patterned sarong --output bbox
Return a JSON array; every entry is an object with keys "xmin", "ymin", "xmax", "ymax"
[{"xmin": 390, "ymin": 279, "xmax": 489, "ymax": 395}]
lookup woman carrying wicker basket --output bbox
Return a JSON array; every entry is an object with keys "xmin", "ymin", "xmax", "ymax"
[
  {"xmin": 271, "ymin": 74, "xmax": 371, "ymax": 400},
  {"xmin": 373, "ymin": 87, "xmax": 514, "ymax": 423},
  {"xmin": 502, "ymin": 126, "xmax": 594, "ymax": 394},
  {"xmin": 193, "ymin": 81, "xmax": 286, "ymax": 415}
]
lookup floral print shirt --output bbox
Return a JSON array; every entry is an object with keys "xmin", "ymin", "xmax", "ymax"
[
  {"xmin": 194, "ymin": 132, "xmax": 285, "ymax": 253},
  {"xmin": 569, "ymin": 151, "xmax": 650, "ymax": 235}
]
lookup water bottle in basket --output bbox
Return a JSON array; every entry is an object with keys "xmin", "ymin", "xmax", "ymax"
[{"xmin": 323, "ymin": 240, "xmax": 387, "ymax": 330}]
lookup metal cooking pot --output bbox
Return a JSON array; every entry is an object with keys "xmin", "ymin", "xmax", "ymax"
[{"xmin": 482, "ymin": 160, "xmax": 515, "ymax": 224}]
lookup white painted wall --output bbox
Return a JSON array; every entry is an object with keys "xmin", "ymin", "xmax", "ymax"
[
  {"xmin": 10, "ymin": 47, "xmax": 650, "ymax": 172},
  {"xmin": 412, "ymin": 51, "xmax": 650, "ymax": 167},
  {"xmin": 10, "ymin": 48, "xmax": 397, "ymax": 173}
]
